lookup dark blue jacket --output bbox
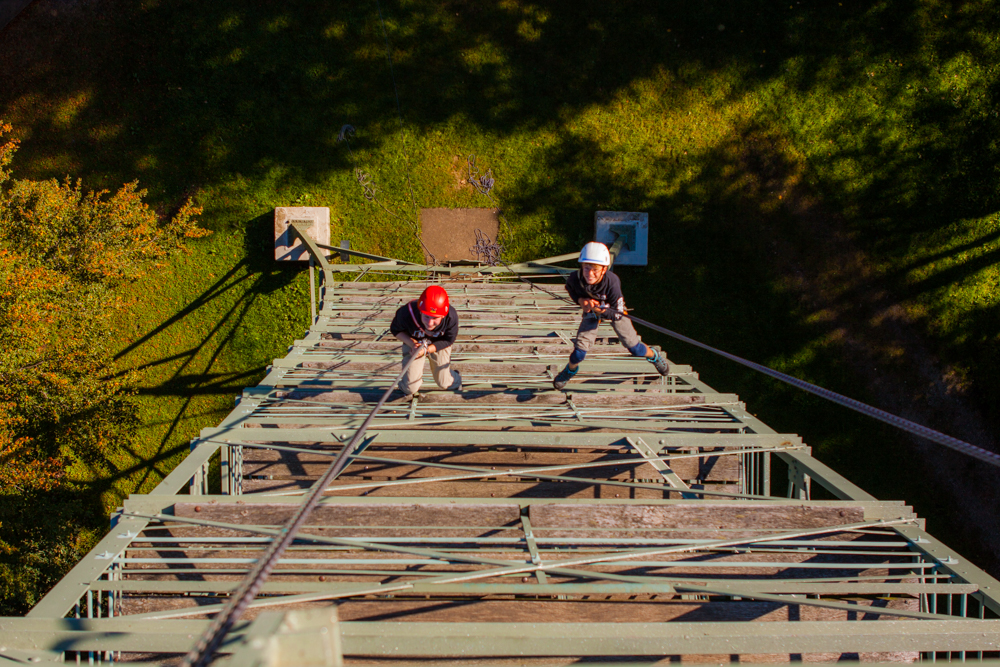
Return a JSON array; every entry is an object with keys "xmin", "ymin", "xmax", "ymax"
[
  {"xmin": 390, "ymin": 301, "xmax": 459, "ymax": 349},
  {"xmin": 565, "ymin": 270, "xmax": 625, "ymax": 321}
]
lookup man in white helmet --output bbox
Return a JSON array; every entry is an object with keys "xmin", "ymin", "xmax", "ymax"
[{"xmin": 553, "ymin": 241, "xmax": 669, "ymax": 390}]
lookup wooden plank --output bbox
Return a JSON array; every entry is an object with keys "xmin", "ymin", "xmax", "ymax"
[
  {"xmin": 296, "ymin": 341, "xmax": 576, "ymax": 354},
  {"xmin": 173, "ymin": 502, "xmax": 522, "ymax": 527},
  {"xmin": 120, "ymin": 596, "xmax": 920, "ymax": 624},
  {"xmin": 325, "ymin": 311, "xmax": 581, "ymax": 322},
  {"xmin": 529, "ymin": 504, "xmax": 866, "ymax": 529},
  {"xmin": 241, "ymin": 478, "xmax": 738, "ymax": 500},
  {"xmin": 266, "ymin": 389, "xmax": 717, "ymax": 407}
]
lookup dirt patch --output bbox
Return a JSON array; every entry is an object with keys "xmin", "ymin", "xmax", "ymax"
[
  {"xmin": 449, "ymin": 154, "xmax": 469, "ymax": 191},
  {"xmin": 734, "ymin": 127, "xmax": 1000, "ymax": 575},
  {"xmin": 420, "ymin": 207, "xmax": 499, "ymax": 264}
]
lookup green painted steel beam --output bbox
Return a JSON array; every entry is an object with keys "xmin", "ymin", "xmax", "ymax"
[
  {"xmin": 25, "ymin": 513, "xmax": 150, "ymax": 620},
  {"xmin": 290, "ymin": 222, "xmax": 333, "ymax": 273},
  {"xmin": 148, "ymin": 439, "xmax": 221, "ymax": 496},
  {"xmin": 892, "ymin": 523, "xmax": 1000, "ymax": 616},
  {"xmin": 339, "ymin": 620, "xmax": 1000, "ymax": 655},
  {"xmin": 7, "ymin": 618, "xmax": 992, "ymax": 655},
  {"xmin": 777, "ymin": 449, "xmax": 878, "ymax": 501},
  {"xmin": 86, "ymin": 579, "xmax": 979, "ymax": 596},
  {"xmin": 121, "ymin": 493, "xmax": 915, "ymax": 515},
  {"xmin": 322, "ymin": 263, "xmax": 572, "ymax": 275},
  {"xmin": 198, "ymin": 428, "xmax": 804, "ymax": 449}
]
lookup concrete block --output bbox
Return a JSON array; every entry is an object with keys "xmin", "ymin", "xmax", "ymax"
[
  {"xmin": 274, "ymin": 207, "xmax": 330, "ymax": 261},
  {"xmin": 595, "ymin": 211, "xmax": 649, "ymax": 266}
]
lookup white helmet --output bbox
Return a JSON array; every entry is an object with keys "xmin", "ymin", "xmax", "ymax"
[{"xmin": 578, "ymin": 241, "xmax": 611, "ymax": 266}]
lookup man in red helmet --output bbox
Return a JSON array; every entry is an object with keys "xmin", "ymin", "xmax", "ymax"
[{"xmin": 390, "ymin": 284, "xmax": 461, "ymax": 397}]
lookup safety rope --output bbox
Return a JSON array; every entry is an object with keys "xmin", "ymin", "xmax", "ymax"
[
  {"xmin": 181, "ymin": 349, "xmax": 423, "ymax": 667},
  {"xmin": 469, "ymin": 228, "xmax": 505, "ymax": 265},
  {"xmin": 625, "ymin": 313, "xmax": 1000, "ymax": 468},
  {"xmin": 487, "ymin": 260, "xmax": 1000, "ymax": 469}
]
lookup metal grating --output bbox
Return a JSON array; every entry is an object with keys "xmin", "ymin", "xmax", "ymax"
[{"xmin": 5, "ymin": 235, "xmax": 1000, "ymax": 665}]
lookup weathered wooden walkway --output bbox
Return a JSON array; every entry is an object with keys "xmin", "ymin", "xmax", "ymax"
[{"xmin": 8, "ymin": 259, "xmax": 1000, "ymax": 664}]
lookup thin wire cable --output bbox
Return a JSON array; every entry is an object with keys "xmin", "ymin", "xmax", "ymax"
[
  {"xmin": 624, "ymin": 312, "xmax": 1000, "ymax": 468},
  {"xmin": 181, "ymin": 350, "xmax": 422, "ymax": 667},
  {"xmin": 333, "ymin": 2, "xmax": 439, "ymax": 267},
  {"xmin": 373, "ymin": 0, "xmax": 436, "ymax": 266}
]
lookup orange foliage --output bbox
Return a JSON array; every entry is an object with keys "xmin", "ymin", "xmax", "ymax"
[
  {"xmin": 0, "ymin": 123, "xmax": 208, "ymax": 497},
  {"xmin": 0, "ymin": 122, "xmax": 16, "ymax": 185}
]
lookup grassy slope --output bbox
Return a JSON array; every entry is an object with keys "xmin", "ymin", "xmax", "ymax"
[{"xmin": 0, "ymin": 0, "xmax": 998, "ymax": 583}]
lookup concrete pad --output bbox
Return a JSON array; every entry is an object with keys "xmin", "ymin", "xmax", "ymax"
[
  {"xmin": 274, "ymin": 207, "xmax": 331, "ymax": 261},
  {"xmin": 595, "ymin": 211, "xmax": 649, "ymax": 266},
  {"xmin": 420, "ymin": 208, "xmax": 499, "ymax": 264}
]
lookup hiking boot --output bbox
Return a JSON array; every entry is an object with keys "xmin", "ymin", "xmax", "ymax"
[
  {"xmin": 647, "ymin": 345, "xmax": 670, "ymax": 376},
  {"xmin": 449, "ymin": 370, "xmax": 462, "ymax": 391},
  {"xmin": 552, "ymin": 365, "xmax": 578, "ymax": 390}
]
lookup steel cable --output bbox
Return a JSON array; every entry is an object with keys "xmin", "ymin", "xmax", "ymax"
[
  {"xmin": 624, "ymin": 313, "xmax": 1000, "ymax": 468},
  {"xmin": 181, "ymin": 348, "xmax": 423, "ymax": 667},
  {"xmin": 489, "ymin": 261, "xmax": 1000, "ymax": 468}
]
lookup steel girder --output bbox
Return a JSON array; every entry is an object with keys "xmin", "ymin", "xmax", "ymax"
[{"xmin": 7, "ymin": 241, "xmax": 1000, "ymax": 665}]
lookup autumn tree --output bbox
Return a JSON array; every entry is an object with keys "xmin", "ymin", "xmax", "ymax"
[{"xmin": 0, "ymin": 122, "xmax": 208, "ymax": 612}]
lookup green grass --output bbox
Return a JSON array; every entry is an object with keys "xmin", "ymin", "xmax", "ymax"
[{"xmin": 1, "ymin": 0, "xmax": 999, "ymax": 587}]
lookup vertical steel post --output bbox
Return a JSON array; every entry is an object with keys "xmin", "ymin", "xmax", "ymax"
[
  {"xmin": 189, "ymin": 440, "xmax": 203, "ymax": 496},
  {"xmin": 978, "ymin": 601, "xmax": 985, "ymax": 659},
  {"xmin": 739, "ymin": 451, "xmax": 747, "ymax": 497},
  {"xmin": 763, "ymin": 451, "xmax": 771, "ymax": 497},
  {"xmin": 227, "ymin": 442, "xmax": 243, "ymax": 495},
  {"xmin": 959, "ymin": 593, "xmax": 968, "ymax": 662},
  {"xmin": 87, "ymin": 589, "xmax": 93, "ymax": 665},
  {"xmin": 787, "ymin": 462, "xmax": 811, "ymax": 500},
  {"xmin": 309, "ymin": 255, "xmax": 317, "ymax": 323},
  {"xmin": 75, "ymin": 601, "xmax": 81, "ymax": 666},
  {"xmin": 221, "ymin": 442, "xmax": 231, "ymax": 495},
  {"xmin": 930, "ymin": 590, "xmax": 938, "ymax": 663}
]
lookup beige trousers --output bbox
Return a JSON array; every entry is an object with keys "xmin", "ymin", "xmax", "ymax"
[{"xmin": 399, "ymin": 344, "xmax": 459, "ymax": 395}]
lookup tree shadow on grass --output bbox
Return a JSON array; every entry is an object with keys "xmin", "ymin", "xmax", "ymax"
[
  {"xmin": 1, "ymin": 0, "xmax": 996, "ymax": 224},
  {"xmin": 3, "ymin": 0, "xmax": 1000, "ymax": 599},
  {"xmin": 105, "ymin": 213, "xmax": 305, "ymax": 497}
]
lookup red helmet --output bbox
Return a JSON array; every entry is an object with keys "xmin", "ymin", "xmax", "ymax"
[{"xmin": 417, "ymin": 285, "xmax": 449, "ymax": 317}]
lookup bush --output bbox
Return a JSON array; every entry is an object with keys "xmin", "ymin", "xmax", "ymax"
[{"xmin": 0, "ymin": 122, "xmax": 208, "ymax": 614}]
